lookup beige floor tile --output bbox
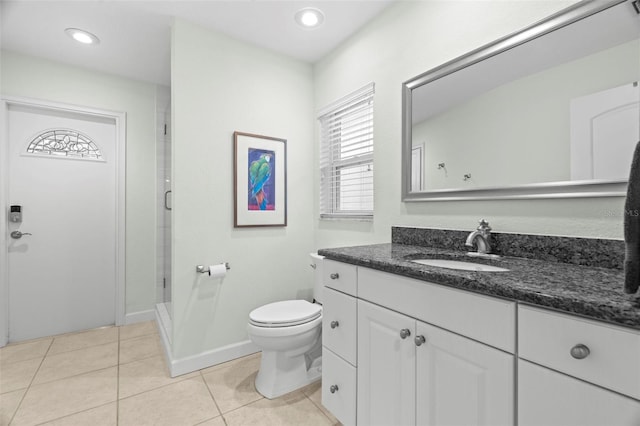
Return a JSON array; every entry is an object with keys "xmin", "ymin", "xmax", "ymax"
[
  {"xmin": 0, "ymin": 339, "xmax": 52, "ymax": 367},
  {"xmin": 223, "ymin": 390, "xmax": 333, "ymax": 426},
  {"xmin": 11, "ymin": 367, "xmax": 117, "ymax": 426},
  {"xmin": 200, "ymin": 352, "xmax": 261, "ymax": 375},
  {"xmin": 119, "ymin": 321, "xmax": 157, "ymax": 341},
  {"xmin": 119, "ymin": 333, "xmax": 163, "ymax": 365},
  {"xmin": 202, "ymin": 353, "xmax": 263, "ymax": 413},
  {"xmin": 195, "ymin": 416, "xmax": 226, "ymax": 426},
  {"xmin": 0, "ymin": 388, "xmax": 25, "ymax": 426},
  {"xmin": 118, "ymin": 377, "xmax": 220, "ymax": 426},
  {"xmin": 118, "ymin": 355, "xmax": 198, "ymax": 399},
  {"xmin": 39, "ymin": 402, "xmax": 117, "ymax": 426},
  {"xmin": 301, "ymin": 381, "xmax": 340, "ymax": 425},
  {"xmin": 0, "ymin": 357, "xmax": 41, "ymax": 394},
  {"xmin": 33, "ymin": 342, "xmax": 118, "ymax": 385},
  {"xmin": 48, "ymin": 327, "xmax": 118, "ymax": 355}
]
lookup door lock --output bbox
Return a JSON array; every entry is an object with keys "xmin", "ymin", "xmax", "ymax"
[{"xmin": 10, "ymin": 231, "xmax": 32, "ymax": 239}]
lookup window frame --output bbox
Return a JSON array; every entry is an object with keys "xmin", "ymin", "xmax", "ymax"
[{"xmin": 319, "ymin": 83, "xmax": 375, "ymax": 220}]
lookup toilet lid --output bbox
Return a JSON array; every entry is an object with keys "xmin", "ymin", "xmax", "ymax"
[{"xmin": 249, "ymin": 300, "xmax": 322, "ymax": 327}]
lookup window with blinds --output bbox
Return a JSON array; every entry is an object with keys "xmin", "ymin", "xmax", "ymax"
[{"xmin": 319, "ymin": 83, "xmax": 374, "ymax": 219}]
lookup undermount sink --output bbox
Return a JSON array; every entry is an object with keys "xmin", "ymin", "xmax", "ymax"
[{"xmin": 411, "ymin": 258, "xmax": 509, "ymax": 272}]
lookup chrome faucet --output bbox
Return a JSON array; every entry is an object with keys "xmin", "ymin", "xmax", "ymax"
[{"xmin": 465, "ymin": 219, "xmax": 492, "ymax": 254}]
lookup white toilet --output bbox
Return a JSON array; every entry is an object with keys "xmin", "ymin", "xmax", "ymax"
[{"xmin": 247, "ymin": 253, "xmax": 324, "ymax": 399}]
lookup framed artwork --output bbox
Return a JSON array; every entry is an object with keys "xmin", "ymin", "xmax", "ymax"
[{"xmin": 233, "ymin": 131, "xmax": 287, "ymax": 227}]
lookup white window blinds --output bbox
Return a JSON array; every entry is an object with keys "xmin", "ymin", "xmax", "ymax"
[{"xmin": 319, "ymin": 83, "xmax": 375, "ymax": 219}]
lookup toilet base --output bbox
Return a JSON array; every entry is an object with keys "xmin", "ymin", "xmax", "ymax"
[{"xmin": 255, "ymin": 347, "xmax": 322, "ymax": 399}]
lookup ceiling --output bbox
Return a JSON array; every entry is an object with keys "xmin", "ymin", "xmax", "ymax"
[{"xmin": 0, "ymin": 0, "xmax": 394, "ymax": 86}]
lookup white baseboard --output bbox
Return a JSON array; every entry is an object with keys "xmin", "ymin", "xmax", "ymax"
[
  {"xmin": 169, "ymin": 340, "xmax": 260, "ymax": 377},
  {"xmin": 154, "ymin": 305, "xmax": 259, "ymax": 377},
  {"xmin": 125, "ymin": 309, "xmax": 156, "ymax": 325}
]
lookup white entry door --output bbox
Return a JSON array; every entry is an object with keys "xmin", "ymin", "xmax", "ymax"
[{"xmin": 7, "ymin": 102, "xmax": 118, "ymax": 342}]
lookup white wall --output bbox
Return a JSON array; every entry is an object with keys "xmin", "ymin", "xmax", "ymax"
[
  {"xmin": 413, "ymin": 39, "xmax": 639, "ymax": 190},
  {"xmin": 171, "ymin": 20, "xmax": 315, "ymax": 360},
  {"xmin": 314, "ymin": 0, "xmax": 626, "ymax": 248},
  {"xmin": 1, "ymin": 50, "xmax": 159, "ymax": 316}
]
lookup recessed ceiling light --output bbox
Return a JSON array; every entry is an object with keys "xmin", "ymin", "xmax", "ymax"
[
  {"xmin": 64, "ymin": 28, "xmax": 100, "ymax": 45},
  {"xmin": 295, "ymin": 8, "xmax": 325, "ymax": 29}
]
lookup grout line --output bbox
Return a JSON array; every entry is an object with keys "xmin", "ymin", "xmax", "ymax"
[
  {"xmin": 192, "ymin": 415, "xmax": 227, "ymax": 426},
  {"xmin": 118, "ymin": 350, "xmax": 162, "ymax": 368},
  {"xmin": 25, "ymin": 344, "xmax": 120, "ymax": 388},
  {"xmin": 22, "ymin": 362, "xmax": 120, "ymax": 391},
  {"xmin": 117, "ymin": 372, "xmax": 199, "ymax": 402},
  {"xmin": 7, "ymin": 338, "xmax": 54, "ymax": 425},
  {"xmin": 30, "ymin": 401, "xmax": 115, "ymax": 426},
  {"xmin": 44, "ymin": 332, "xmax": 120, "ymax": 357},
  {"xmin": 199, "ymin": 371, "xmax": 227, "ymax": 425},
  {"xmin": 118, "ymin": 330, "xmax": 159, "ymax": 343}
]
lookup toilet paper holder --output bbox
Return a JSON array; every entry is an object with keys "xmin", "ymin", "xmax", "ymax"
[{"xmin": 196, "ymin": 263, "xmax": 230, "ymax": 274}]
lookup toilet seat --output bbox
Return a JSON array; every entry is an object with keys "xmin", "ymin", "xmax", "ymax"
[{"xmin": 249, "ymin": 300, "xmax": 321, "ymax": 328}]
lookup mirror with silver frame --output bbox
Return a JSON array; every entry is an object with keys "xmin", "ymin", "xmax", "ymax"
[{"xmin": 402, "ymin": 0, "xmax": 640, "ymax": 201}]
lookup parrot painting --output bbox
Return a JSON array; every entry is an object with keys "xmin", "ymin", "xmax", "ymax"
[{"xmin": 248, "ymin": 150, "xmax": 274, "ymax": 210}]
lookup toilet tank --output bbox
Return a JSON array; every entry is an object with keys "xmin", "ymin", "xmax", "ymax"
[{"xmin": 310, "ymin": 253, "xmax": 324, "ymax": 304}]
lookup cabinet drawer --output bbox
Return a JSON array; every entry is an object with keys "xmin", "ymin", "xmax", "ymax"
[
  {"xmin": 322, "ymin": 287, "xmax": 357, "ymax": 365},
  {"xmin": 519, "ymin": 360, "xmax": 640, "ymax": 426},
  {"xmin": 322, "ymin": 347, "xmax": 356, "ymax": 426},
  {"xmin": 323, "ymin": 260, "xmax": 357, "ymax": 296},
  {"xmin": 519, "ymin": 305, "xmax": 640, "ymax": 399},
  {"xmin": 358, "ymin": 267, "xmax": 516, "ymax": 352}
]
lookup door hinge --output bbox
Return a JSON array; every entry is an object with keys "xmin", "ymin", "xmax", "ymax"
[
  {"xmin": 163, "ymin": 278, "xmax": 166, "ymax": 289},
  {"xmin": 164, "ymin": 124, "xmax": 167, "ymax": 135}
]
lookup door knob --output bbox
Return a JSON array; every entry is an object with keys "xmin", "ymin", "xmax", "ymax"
[
  {"xmin": 415, "ymin": 335, "xmax": 426, "ymax": 346},
  {"xmin": 10, "ymin": 231, "xmax": 32, "ymax": 239},
  {"xmin": 330, "ymin": 320, "xmax": 339, "ymax": 329},
  {"xmin": 329, "ymin": 384, "xmax": 339, "ymax": 394},
  {"xmin": 330, "ymin": 273, "xmax": 339, "ymax": 280},
  {"xmin": 399, "ymin": 328, "xmax": 411, "ymax": 339}
]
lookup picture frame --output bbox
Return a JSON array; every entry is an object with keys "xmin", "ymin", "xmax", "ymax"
[{"xmin": 233, "ymin": 131, "xmax": 287, "ymax": 227}]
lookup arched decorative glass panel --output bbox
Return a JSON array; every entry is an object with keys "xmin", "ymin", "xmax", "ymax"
[{"xmin": 26, "ymin": 129, "xmax": 104, "ymax": 161}]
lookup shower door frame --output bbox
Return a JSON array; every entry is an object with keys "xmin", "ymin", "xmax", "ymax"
[{"xmin": 0, "ymin": 96, "xmax": 127, "ymax": 346}]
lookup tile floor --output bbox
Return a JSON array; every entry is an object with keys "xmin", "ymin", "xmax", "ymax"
[{"xmin": 0, "ymin": 321, "xmax": 339, "ymax": 426}]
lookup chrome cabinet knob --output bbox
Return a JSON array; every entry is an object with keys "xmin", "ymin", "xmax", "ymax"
[
  {"xmin": 570, "ymin": 344, "xmax": 590, "ymax": 360},
  {"xmin": 415, "ymin": 335, "xmax": 426, "ymax": 346},
  {"xmin": 330, "ymin": 273, "xmax": 339, "ymax": 280},
  {"xmin": 330, "ymin": 384, "xmax": 339, "ymax": 394},
  {"xmin": 399, "ymin": 328, "xmax": 411, "ymax": 339},
  {"xmin": 330, "ymin": 320, "xmax": 339, "ymax": 329}
]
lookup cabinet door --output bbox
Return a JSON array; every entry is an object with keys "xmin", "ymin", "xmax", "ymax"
[
  {"xmin": 415, "ymin": 321, "xmax": 514, "ymax": 426},
  {"xmin": 357, "ymin": 300, "xmax": 416, "ymax": 426},
  {"xmin": 519, "ymin": 360, "xmax": 640, "ymax": 426}
]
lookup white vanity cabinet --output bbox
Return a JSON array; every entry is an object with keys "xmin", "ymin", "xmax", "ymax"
[
  {"xmin": 321, "ymin": 261, "xmax": 515, "ymax": 426},
  {"xmin": 357, "ymin": 294, "xmax": 514, "ymax": 426},
  {"xmin": 518, "ymin": 305, "xmax": 640, "ymax": 426},
  {"xmin": 321, "ymin": 258, "xmax": 640, "ymax": 426}
]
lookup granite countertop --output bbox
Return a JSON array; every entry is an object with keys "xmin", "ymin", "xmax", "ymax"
[{"xmin": 318, "ymin": 243, "xmax": 640, "ymax": 330}]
